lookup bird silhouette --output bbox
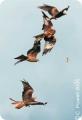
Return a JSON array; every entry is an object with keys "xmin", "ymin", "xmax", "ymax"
[
  {"xmin": 14, "ymin": 41, "xmax": 41, "ymax": 65},
  {"xmin": 10, "ymin": 80, "xmax": 47, "ymax": 109},
  {"xmin": 38, "ymin": 4, "xmax": 70, "ymax": 20}
]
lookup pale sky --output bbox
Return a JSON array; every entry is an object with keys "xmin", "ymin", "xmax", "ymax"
[
  {"xmin": 77, "ymin": 0, "xmax": 82, "ymax": 4},
  {"xmin": 0, "ymin": 0, "xmax": 82, "ymax": 120},
  {"xmin": 0, "ymin": 0, "xmax": 4, "ymax": 5}
]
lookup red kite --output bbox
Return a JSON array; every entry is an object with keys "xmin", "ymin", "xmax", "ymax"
[
  {"xmin": 14, "ymin": 41, "xmax": 41, "ymax": 65},
  {"xmin": 38, "ymin": 4, "xmax": 70, "ymax": 20},
  {"xmin": 10, "ymin": 80, "xmax": 47, "ymax": 109}
]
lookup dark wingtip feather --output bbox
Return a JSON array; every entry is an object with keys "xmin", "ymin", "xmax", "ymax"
[{"xmin": 44, "ymin": 102, "xmax": 47, "ymax": 105}]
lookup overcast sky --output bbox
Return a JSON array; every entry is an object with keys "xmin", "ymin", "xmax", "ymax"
[{"xmin": 0, "ymin": 0, "xmax": 82, "ymax": 120}]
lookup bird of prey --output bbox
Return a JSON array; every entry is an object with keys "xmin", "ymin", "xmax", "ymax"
[
  {"xmin": 10, "ymin": 80, "xmax": 47, "ymax": 109},
  {"xmin": 34, "ymin": 11, "xmax": 56, "ymax": 55},
  {"xmin": 14, "ymin": 41, "xmax": 41, "ymax": 65},
  {"xmin": 34, "ymin": 28, "xmax": 56, "ymax": 43},
  {"xmin": 42, "ymin": 36, "xmax": 56, "ymax": 55},
  {"xmin": 38, "ymin": 4, "xmax": 70, "ymax": 20},
  {"xmin": 34, "ymin": 29, "xmax": 55, "ymax": 42},
  {"xmin": 34, "ymin": 21, "xmax": 55, "ymax": 43}
]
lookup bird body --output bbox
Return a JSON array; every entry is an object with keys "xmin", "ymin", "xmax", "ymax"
[{"xmin": 44, "ymin": 28, "xmax": 56, "ymax": 38}]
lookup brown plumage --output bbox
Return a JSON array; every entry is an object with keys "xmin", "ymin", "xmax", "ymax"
[
  {"xmin": 34, "ymin": 27, "xmax": 56, "ymax": 42},
  {"xmin": 44, "ymin": 28, "xmax": 56, "ymax": 39},
  {"xmin": 42, "ymin": 11, "xmax": 56, "ymax": 39},
  {"xmin": 34, "ymin": 11, "xmax": 56, "ymax": 55},
  {"xmin": 38, "ymin": 4, "xmax": 59, "ymax": 17},
  {"xmin": 34, "ymin": 12, "xmax": 56, "ymax": 55},
  {"xmin": 10, "ymin": 80, "xmax": 47, "ymax": 109},
  {"xmin": 38, "ymin": 4, "xmax": 70, "ymax": 20},
  {"xmin": 14, "ymin": 41, "xmax": 41, "ymax": 65},
  {"xmin": 53, "ymin": 6, "xmax": 70, "ymax": 20},
  {"xmin": 42, "ymin": 11, "xmax": 53, "ymax": 30},
  {"xmin": 43, "ymin": 36, "xmax": 56, "ymax": 55},
  {"xmin": 34, "ymin": 33, "xmax": 44, "ymax": 42}
]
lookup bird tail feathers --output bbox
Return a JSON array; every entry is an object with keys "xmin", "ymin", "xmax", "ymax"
[
  {"xmin": 14, "ymin": 55, "xmax": 27, "ymax": 65},
  {"xmin": 10, "ymin": 98, "xmax": 25, "ymax": 109}
]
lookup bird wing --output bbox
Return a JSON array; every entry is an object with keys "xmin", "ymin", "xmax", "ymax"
[
  {"xmin": 27, "ymin": 41, "xmax": 41, "ymax": 59},
  {"xmin": 34, "ymin": 33, "xmax": 44, "ymax": 42},
  {"xmin": 22, "ymin": 80, "xmax": 34, "ymax": 101},
  {"xmin": 43, "ymin": 36, "xmax": 56, "ymax": 55},
  {"xmin": 38, "ymin": 4, "xmax": 59, "ymax": 16},
  {"xmin": 38, "ymin": 4, "xmax": 56, "ymax": 12},
  {"xmin": 61, "ymin": 6, "xmax": 70, "ymax": 12}
]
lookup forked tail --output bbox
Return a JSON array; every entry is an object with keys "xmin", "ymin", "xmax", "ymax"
[
  {"xmin": 9, "ymin": 98, "xmax": 25, "ymax": 109},
  {"xmin": 14, "ymin": 55, "xmax": 27, "ymax": 65}
]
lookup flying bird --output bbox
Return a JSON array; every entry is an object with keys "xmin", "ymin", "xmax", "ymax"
[
  {"xmin": 34, "ymin": 28, "xmax": 56, "ymax": 43},
  {"xmin": 38, "ymin": 4, "xmax": 59, "ymax": 17},
  {"xmin": 38, "ymin": 4, "xmax": 70, "ymax": 20},
  {"xmin": 34, "ymin": 11, "xmax": 56, "ymax": 55},
  {"xmin": 43, "ymin": 36, "xmax": 56, "ymax": 55},
  {"xmin": 10, "ymin": 80, "xmax": 47, "ymax": 109},
  {"xmin": 34, "ymin": 29, "xmax": 56, "ymax": 43},
  {"xmin": 34, "ymin": 12, "xmax": 55, "ymax": 43},
  {"xmin": 34, "ymin": 10, "xmax": 56, "ymax": 55},
  {"xmin": 14, "ymin": 41, "xmax": 41, "ymax": 65}
]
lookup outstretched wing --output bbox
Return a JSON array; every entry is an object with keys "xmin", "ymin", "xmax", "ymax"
[
  {"xmin": 34, "ymin": 33, "xmax": 44, "ymax": 42},
  {"xmin": 22, "ymin": 80, "xmax": 34, "ymax": 101},
  {"xmin": 38, "ymin": 4, "xmax": 54, "ymax": 11},
  {"xmin": 43, "ymin": 36, "xmax": 56, "ymax": 55},
  {"xmin": 38, "ymin": 4, "xmax": 59, "ymax": 16},
  {"xmin": 61, "ymin": 6, "xmax": 70, "ymax": 12},
  {"xmin": 27, "ymin": 41, "xmax": 41, "ymax": 59}
]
